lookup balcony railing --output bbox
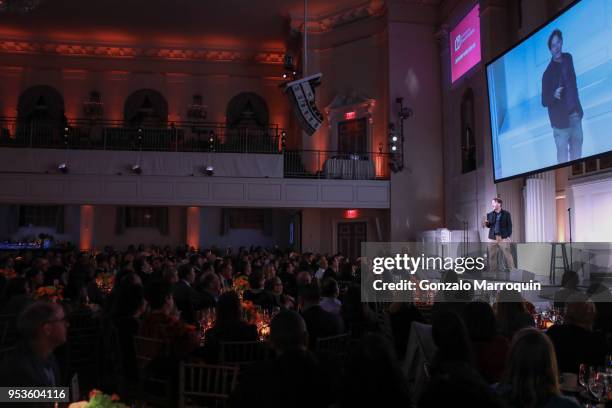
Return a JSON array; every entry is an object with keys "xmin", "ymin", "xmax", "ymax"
[
  {"xmin": 0, "ymin": 118, "xmax": 282, "ymax": 154},
  {"xmin": 284, "ymin": 150, "xmax": 390, "ymax": 180}
]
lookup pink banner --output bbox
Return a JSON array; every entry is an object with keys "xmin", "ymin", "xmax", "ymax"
[{"xmin": 450, "ymin": 5, "xmax": 482, "ymax": 83}]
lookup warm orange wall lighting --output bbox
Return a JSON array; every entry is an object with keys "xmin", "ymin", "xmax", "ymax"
[
  {"xmin": 186, "ymin": 207, "xmax": 200, "ymax": 249},
  {"xmin": 80, "ymin": 205, "xmax": 94, "ymax": 251}
]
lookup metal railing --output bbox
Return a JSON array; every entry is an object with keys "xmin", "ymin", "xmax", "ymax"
[
  {"xmin": 0, "ymin": 118, "xmax": 282, "ymax": 154},
  {"xmin": 284, "ymin": 150, "xmax": 390, "ymax": 180}
]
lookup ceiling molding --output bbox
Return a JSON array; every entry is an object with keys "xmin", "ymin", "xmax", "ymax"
[
  {"xmin": 289, "ymin": 0, "xmax": 386, "ymax": 33},
  {"xmin": 0, "ymin": 39, "xmax": 285, "ymax": 65}
]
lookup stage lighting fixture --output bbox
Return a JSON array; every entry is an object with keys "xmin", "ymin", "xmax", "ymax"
[
  {"xmin": 58, "ymin": 162, "xmax": 68, "ymax": 174},
  {"xmin": 203, "ymin": 165, "xmax": 214, "ymax": 176},
  {"xmin": 131, "ymin": 164, "xmax": 142, "ymax": 174}
]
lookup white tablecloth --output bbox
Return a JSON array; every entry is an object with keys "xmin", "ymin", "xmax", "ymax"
[{"xmin": 323, "ymin": 158, "xmax": 375, "ymax": 179}]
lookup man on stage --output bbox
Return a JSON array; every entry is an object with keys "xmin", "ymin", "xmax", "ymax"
[{"xmin": 484, "ymin": 197, "xmax": 515, "ymax": 275}]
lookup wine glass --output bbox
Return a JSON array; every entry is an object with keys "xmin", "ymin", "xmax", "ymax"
[
  {"xmin": 579, "ymin": 364, "xmax": 591, "ymax": 389},
  {"xmin": 588, "ymin": 371, "xmax": 606, "ymax": 403}
]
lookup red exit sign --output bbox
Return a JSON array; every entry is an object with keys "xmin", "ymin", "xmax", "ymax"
[{"xmin": 344, "ymin": 111, "xmax": 356, "ymax": 120}]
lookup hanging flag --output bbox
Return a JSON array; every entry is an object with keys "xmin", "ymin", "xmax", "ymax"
[{"xmin": 284, "ymin": 73, "xmax": 324, "ymax": 135}]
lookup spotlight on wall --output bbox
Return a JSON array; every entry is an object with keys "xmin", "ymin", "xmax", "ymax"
[
  {"xmin": 203, "ymin": 165, "xmax": 214, "ymax": 176},
  {"xmin": 131, "ymin": 164, "xmax": 142, "ymax": 175},
  {"xmin": 58, "ymin": 162, "xmax": 68, "ymax": 174}
]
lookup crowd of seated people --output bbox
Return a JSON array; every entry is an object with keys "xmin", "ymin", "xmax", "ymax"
[{"xmin": 0, "ymin": 244, "xmax": 609, "ymax": 407}]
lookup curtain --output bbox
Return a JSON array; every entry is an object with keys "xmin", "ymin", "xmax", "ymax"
[{"xmin": 115, "ymin": 207, "xmax": 126, "ymax": 235}]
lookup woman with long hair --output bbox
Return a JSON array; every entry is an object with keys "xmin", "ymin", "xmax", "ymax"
[{"xmin": 497, "ymin": 328, "xmax": 580, "ymax": 408}]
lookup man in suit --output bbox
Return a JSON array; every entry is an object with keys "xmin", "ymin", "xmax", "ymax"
[
  {"xmin": 299, "ymin": 282, "xmax": 344, "ymax": 349},
  {"xmin": 484, "ymin": 197, "xmax": 515, "ymax": 275},
  {"xmin": 0, "ymin": 302, "xmax": 66, "ymax": 392},
  {"xmin": 172, "ymin": 263, "xmax": 202, "ymax": 323},
  {"xmin": 229, "ymin": 310, "xmax": 334, "ymax": 408}
]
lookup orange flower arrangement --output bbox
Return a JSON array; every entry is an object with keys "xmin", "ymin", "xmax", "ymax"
[
  {"xmin": 0, "ymin": 268, "xmax": 16, "ymax": 280},
  {"xmin": 95, "ymin": 272, "xmax": 115, "ymax": 294},
  {"xmin": 34, "ymin": 285, "xmax": 64, "ymax": 303},
  {"xmin": 233, "ymin": 275, "xmax": 250, "ymax": 292}
]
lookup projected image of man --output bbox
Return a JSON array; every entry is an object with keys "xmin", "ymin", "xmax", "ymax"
[{"xmin": 542, "ymin": 29, "xmax": 583, "ymax": 164}]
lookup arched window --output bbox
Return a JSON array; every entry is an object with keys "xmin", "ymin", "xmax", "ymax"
[
  {"xmin": 460, "ymin": 88, "xmax": 476, "ymax": 174},
  {"xmin": 226, "ymin": 92, "xmax": 269, "ymax": 128},
  {"xmin": 124, "ymin": 89, "xmax": 168, "ymax": 127},
  {"xmin": 17, "ymin": 85, "xmax": 65, "ymax": 123}
]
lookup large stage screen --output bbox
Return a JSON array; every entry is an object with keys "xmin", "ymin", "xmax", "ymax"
[{"xmin": 487, "ymin": 0, "xmax": 612, "ymax": 182}]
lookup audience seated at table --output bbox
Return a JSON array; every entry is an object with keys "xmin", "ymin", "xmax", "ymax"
[
  {"xmin": 195, "ymin": 271, "xmax": 221, "ymax": 310},
  {"xmin": 204, "ymin": 291, "xmax": 258, "ymax": 362},
  {"xmin": 338, "ymin": 333, "xmax": 411, "ymax": 407},
  {"xmin": 264, "ymin": 276, "xmax": 294, "ymax": 310},
  {"xmin": 493, "ymin": 289, "xmax": 535, "ymax": 340},
  {"xmin": 546, "ymin": 296, "xmax": 607, "ymax": 374},
  {"xmin": 243, "ymin": 269, "xmax": 274, "ymax": 308},
  {"xmin": 553, "ymin": 270, "xmax": 581, "ymax": 309},
  {"xmin": 341, "ymin": 284, "xmax": 378, "ymax": 338},
  {"xmin": 0, "ymin": 302, "xmax": 66, "ymax": 388},
  {"xmin": 172, "ymin": 263, "xmax": 202, "ymax": 324},
  {"xmin": 319, "ymin": 277, "xmax": 341, "ymax": 315},
  {"xmin": 139, "ymin": 281, "xmax": 199, "ymax": 360},
  {"xmin": 388, "ymin": 301, "xmax": 426, "ymax": 360},
  {"xmin": 230, "ymin": 310, "xmax": 334, "ymax": 408},
  {"xmin": 299, "ymin": 282, "xmax": 344, "ymax": 349},
  {"xmin": 111, "ymin": 283, "xmax": 147, "ymax": 383},
  {"xmin": 462, "ymin": 301, "xmax": 509, "ymax": 383},
  {"xmin": 496, "ymin": 328, "xmax": 581, "ymax": 408},
  {"xmin": 419, "ymin": 361, "xmax": 505, "ymax": 408}
]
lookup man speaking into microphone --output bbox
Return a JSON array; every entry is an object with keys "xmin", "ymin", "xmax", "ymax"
[{"xmin": 483, "ymin": 197, "xmax": 515, "ymax": 275}]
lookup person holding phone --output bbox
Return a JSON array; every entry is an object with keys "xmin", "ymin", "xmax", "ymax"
[{"xmin": 542, "ymin": 29, "xmax": 583, "ymax": 164}]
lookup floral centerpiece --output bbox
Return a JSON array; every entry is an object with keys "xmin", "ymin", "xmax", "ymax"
[
  {"xmin": 68, "ymin": 389, "xmax": 128, "ymax": 408},
  {"xmin": 0, "ymin": 268, "xmax": 16, "ymax": 280},
  {"xmin": 232, "ymin": 275, "xmax": 250, "ymax": 300},
  {"xmin": 34, "ymin": 285, "xmax": 64, "ymax": 303},
  {"xmin": 240, "ymin": 300, "xmax": 271, "ymax": 341},
  {"xmin": 95, "ymin": 272, "xmax": 115, "ymax": 295}
]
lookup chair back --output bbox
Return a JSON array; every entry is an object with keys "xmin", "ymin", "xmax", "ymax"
[
  {"xmin": 133, "ymin": 335, "xmax": 166, "ymax": 372},
  {"xmin": 315, "ymin": 333, "xmax": 350, "ymax": 355},
  {"xmin": 179, "ymin": 362, "xmax": 238, "ymax": 408},
  {"xmin": 218, "ymin": 340, "xmax": 271, "ymax": 365}
]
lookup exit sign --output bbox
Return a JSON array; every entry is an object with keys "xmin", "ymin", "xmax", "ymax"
[{"xmin": 344, "ymin": 111, "xmax": 356, "ymax": 120}]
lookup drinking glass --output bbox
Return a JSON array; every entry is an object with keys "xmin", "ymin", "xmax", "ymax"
[
  {"xmin": 579, "ymin": 364, "xmax": 591, "ymax": 389},
  {"xmin": 588, "ymin": 371, "xmax": 606, "ymax": 403}
]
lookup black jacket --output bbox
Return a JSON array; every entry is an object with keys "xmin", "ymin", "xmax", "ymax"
[
  {"xmin": 486, "ymin": 210, "xmax": 512, "ymax": 240},
  {"xmin": 172, "ymin": 280, "xmax": 202, "ymax": 324},
  {"xmin": 542, "ymin": 53, "xmax": 583, "ymax": 129}
]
